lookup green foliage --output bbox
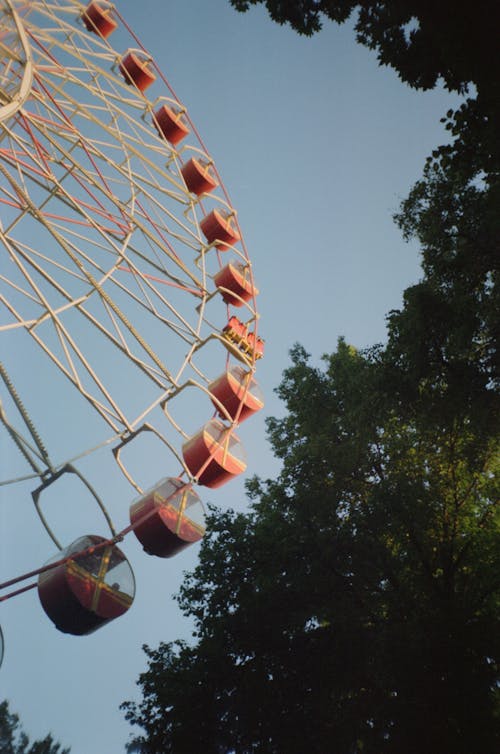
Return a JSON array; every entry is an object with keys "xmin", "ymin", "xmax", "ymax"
[
  {"xmin": 122, "ymin": 2, "xmax": 500, "ymax": 752},
  {"xmin": 230, "ymin": 1, "xmax": 500, "ymax": 93},
  {"xmin": 0, "ymin": 701, "xmax": 70, "ymax": 754},
  {"xmin": 387, "ymin": 118, "xmax": 499, "ymax": 429},
  {"xmin": 123, "ymin": 333, "xmax": 499, "ymax": 752}
]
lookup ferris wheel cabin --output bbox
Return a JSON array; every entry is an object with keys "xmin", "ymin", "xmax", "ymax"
[
  {"xmin": 214, "ymin": 261, "xmax": 258, "ymax": 306},
  {"xmin": 182, "ymin": 419, "xmax": 247, "ymax": 488},
  {"xmin": 130, "ymin": 478, "xmax": 205, "ymax": 558},
  {"xmin": 209, "ymin": 366, "xmax": 264, "ymax": 422},
  {"xmin": 38, "ymin": 536, "xmax": 135, "ymax": 635},
  {"xmin": 200, "ymin": 209, "xmax": 240, "ymax": 250},
  {"xmin": 222, "ymin": 316, "xmax": 265, "ymax": 360},
  {"xmin": 119, "ymin": 49, "xmax": 156, "ymax": 92},
  {"xmin": 153, "ymin": 104, "xmax": 190, "ymax": 145},
  {"xmin": 181, "ymin": 157, "xmax": 218, "ymax": 196},
  {"xmin": 81, "ymin": 2, "xmax": 117, "ymax": 38}
]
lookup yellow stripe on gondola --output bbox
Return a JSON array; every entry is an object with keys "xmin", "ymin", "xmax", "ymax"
[{"xmin": 66, "ymin": 559, "xmax": 133, "ymax": 609}]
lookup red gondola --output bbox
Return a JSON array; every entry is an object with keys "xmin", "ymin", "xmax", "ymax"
[
  {"xmin": 130, "ymin": 478, "xmax": 205, "ymax": 558},
  {"xmin": 200, "ymin": 209, "xmax": 240, "ymax": 250},
  {"xmin": 153, "ymin": 104, "xmax": 190, "ymax": 145},
  {"xmin": 209, "ymin": 366, "xmax": 264, "ymax": 422},
  {"xmin": 38, "ymin": 536, "xmax": 135, "ymax": 635},
  {"xmin": 214, "ymin": 262, "xmax": 257, "ymax": 307},
  {"xmin": 223, "ymin": 315, "xmax": 248, "ymax": 342},
  {"xmin": 181, "ymin": 157, "xmax": 218, "ymax": 196},
  {"xmin": 246, "ymin": 330, "xmax": 265, "ymax": 359},
  {"xmin": 221, "ymin": 318, "xmax": 264, "ymax": 360},
  {"xmin": 119, "ymin": 49, "xmax": 156, "ymax": 92},
  {"xmin": 182, "ymin": 419, "xmax": 246, "ymax": 488},
  {"xmin": 82, "ymin": 1, "xmax": 117, "ymax": 38}
]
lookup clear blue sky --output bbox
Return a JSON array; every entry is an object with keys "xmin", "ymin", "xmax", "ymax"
[{"xmin": 1, "ymin": 1, "xmax": 463, "ymax": 752}]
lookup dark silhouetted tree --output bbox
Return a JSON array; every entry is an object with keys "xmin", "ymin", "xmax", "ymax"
[
  {"xmin": 123, "ymin": 329, "xmax": 499, "ymax": 752},
  {"xmin": 229, "ymin": 1, "xmax": 499, "ymax": 94},
  {"xmin": 122, "ymin": 3, "xmax": 499, "ymax": 752},
  {"xmin": 0, "ymin": 701, "xmax": 70, "ymax": 754}
]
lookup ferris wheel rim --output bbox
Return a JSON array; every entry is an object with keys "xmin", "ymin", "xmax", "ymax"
[{"xmin": 0, "ymin": 0, "xmax": 34, "ymax": 123}]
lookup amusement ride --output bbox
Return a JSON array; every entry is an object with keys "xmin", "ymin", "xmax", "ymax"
[{"xmin": 0, "ymin": 0, "xmax": 263, "ymax": 656}]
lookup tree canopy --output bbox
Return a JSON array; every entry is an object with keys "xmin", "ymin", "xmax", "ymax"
[
  {"xmin": 230, "ymin": 0, "xmax": 500, "ymax": 95},
  {"xmin": 0, "ymin": 700, "xmax": 70, "ymax": 754},
  {"xmin": 231, "ymin": 1, "xmax": 500, "ymax": 202},
  {"xmin": 122, "ymin": 149, "xmax": 499, "ymax": 748},
  {"xmin": 123, "ymin": 330, "xmax": 499, "ymax": 752},
  {"xmin": 122, "ymin": 2, "xmax": 500, "ymax": 752}
]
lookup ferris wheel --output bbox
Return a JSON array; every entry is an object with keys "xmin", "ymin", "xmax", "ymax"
[{"xmin": 0, "ymin": 0, "xmax": 263, "ymax": 641}]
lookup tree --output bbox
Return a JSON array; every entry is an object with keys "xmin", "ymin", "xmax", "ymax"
[
  {"xmin": 122, "ymin": 3, "xmax": 500, "ymax": 752},
  {"xmin": 229, "ymin": 1, "xmax": 500, "ymax": 94},
  {"xmin": 0, "ymin": 700, "xmax": 70, "ymax": 754},
  {"xmin": 232, "ymin": 1, "xmax": 500, "ymax": 390},
  {"xmin": 231, "ymin": 1, "xmax": 500, "ymax": 212},
  {"xmin": 122, "ymin": 94, "xmax": 500, "ymax": 754},
  {"xmin": 123, "ymin": 332, "xmax": 499, "ymax": 752}
]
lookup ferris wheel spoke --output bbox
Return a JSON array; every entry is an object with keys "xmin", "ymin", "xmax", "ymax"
[
  {"xmin": 31, "ymin": 328, "xmax": 131, "ymax": 433},
  {"xmin": 1, "ymin": 294, "xmax": 130, "ymax": 432},
  {"xmin": 0, "ymin": 409, "xmax": 48, "ymax": 476},
  {"xmin": 50, "ymin": 316, "xmax": 134, "ymax": 426},
  {"xmin": 7, "ymin": 126, "xmax": 205, "ymax": 291},
  {"xmin": 1, "ymin": 232, "xmax": 194, "ymax": 388},
  {"xmin": 1, "ymin": 243, "xmax": 176, "ymax": 415},
  {"xmin": 9, "ymin": 115, "xmax": 134, "ymax": 235},
  {"xmin": 107, "ymin": 271, "xmax": 200, "ymax": 344},
  {"xmin": 0, "ymin": 359, "xmax": 52, "ymax": 468}
]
